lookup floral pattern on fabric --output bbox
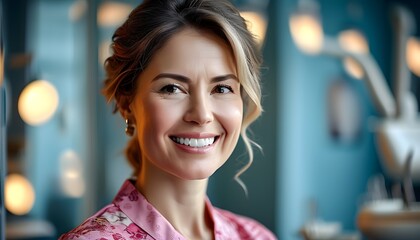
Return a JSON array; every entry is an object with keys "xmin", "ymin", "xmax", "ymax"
[{"xmin": 59, "ymin": 180, "xmax": 277, "ymax": 240}]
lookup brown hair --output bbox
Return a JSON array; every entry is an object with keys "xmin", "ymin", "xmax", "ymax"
[{"xmin": 103, "ymin": 0, "xmax": 263, "ymax": 188}]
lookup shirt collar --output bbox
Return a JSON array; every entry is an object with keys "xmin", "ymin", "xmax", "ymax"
[
  {"xmin": 113, "ymin": 179, "xmax": 185, "ymax": 239},
  {"xmin": 113, "ymin": 179, "xmax": 226, "ymax": 240}
]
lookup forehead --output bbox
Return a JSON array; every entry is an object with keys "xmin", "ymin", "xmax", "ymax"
[{"xmin": 145, "ymin": 27, "xmax": 236, "ymax": 75}]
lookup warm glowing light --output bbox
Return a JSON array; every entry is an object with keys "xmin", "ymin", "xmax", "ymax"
[
  {"xmin": 338, "ymin": 30, "xmax": 369, "ymax": 79},
  {"xmin": 338, "ymin": 30, "xmax": 369, "ymax": 53},
  {"xmin": 5, "ymin": 174, "xmax": 35, "ymax": 215},
  {"xmin": 18, "ymin": 80, "xmax": 59, "ymax": 126},
  {"xmin": 69, "ymin": 0, "xmax": 88, "ymax": 21},
  {"xmin": 97, "ymin": 2, "xmax": 132, "ymax": 27},
  {"xmin": 289, "ymin": 13, "xmax": 324, "ymax": 54},
  {"xmin": 343, "ymin": 58, "xmax": 364, "ymax": 79},
  {"xmin": 240, "ymin": 11, "xmax": 267, "ymax": 47},
  {"xmin": 406, "ymin": 37, "xmax": 420, "ymax": 77},
  {"xmin": 60, "ymin": 150, "xmax": 85, "ymax": 197}
]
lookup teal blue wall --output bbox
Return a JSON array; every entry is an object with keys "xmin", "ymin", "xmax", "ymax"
[{"xmin": 23, "ymin": 0, "xmax": 90, "ymax": 233}]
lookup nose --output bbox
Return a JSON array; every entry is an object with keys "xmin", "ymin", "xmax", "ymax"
[{"xmin": 183, "ymin": 93, "xmax": 214, "ymax": 125}]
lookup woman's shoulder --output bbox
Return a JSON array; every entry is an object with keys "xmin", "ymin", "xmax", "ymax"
[
  {"xmin": 212, "ymin": 207, "xmax": 277, "ymax": 240},
  {"xmin": 58, "ymin": 204, "xmax": 150, "ymax": 240}
]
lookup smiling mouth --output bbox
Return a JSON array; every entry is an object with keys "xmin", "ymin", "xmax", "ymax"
[{"xmin": 170, "ymin": 136, "xmax": 219, "ymax": 148}]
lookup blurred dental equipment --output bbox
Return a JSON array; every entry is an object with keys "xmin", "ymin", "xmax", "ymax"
[
  {"xmin": 289, "ymin": 1, "xmax": 420, "ymax": 183},
  {"xmin": 290, "ymin": 1, "xmax": 420, "ymax": 239}
]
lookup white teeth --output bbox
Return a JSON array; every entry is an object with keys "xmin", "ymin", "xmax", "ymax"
[
  {"xmin": 190, "ymin": 139, "xmax": 198, "ymax": 147},
  {"xmin": 172, "ymin": 137, "xmax": 215, "ymax": 148}
]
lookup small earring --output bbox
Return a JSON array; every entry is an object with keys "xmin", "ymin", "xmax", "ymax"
[{"xmin": 125, "ymin": 118, "xmax": 135, "ymax": 136}]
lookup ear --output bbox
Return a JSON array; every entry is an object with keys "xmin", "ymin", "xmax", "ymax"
[
  {"xmin": 122, "ymin": 107, "xmax": 136, "ymax": 125},
  {"xmin": 118, "ymin": 95, "xmax": 134, "ymax": 119}
]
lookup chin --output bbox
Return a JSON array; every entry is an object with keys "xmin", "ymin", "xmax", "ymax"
[{"xmin": 177, "ymin": 168, "xmax": 218, "ymax": 181}]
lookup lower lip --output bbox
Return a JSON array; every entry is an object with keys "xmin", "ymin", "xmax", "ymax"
[{"xmin": 173, "ymin": 140, "xmax": 216, "ymax": 154}]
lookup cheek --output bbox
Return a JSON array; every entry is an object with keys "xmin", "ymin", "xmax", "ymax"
[
  {"xmin": 214, "ymin": 98, "xmax": 243, "ymax": 136},
  {"xmin": 141, "ymin": 98, "xmax": 183, "ymax": 136}
]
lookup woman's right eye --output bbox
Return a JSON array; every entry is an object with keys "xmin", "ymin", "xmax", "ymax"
[{"xmin": 159, "ymin": 84, "xmax": 183, "ymax": 94}]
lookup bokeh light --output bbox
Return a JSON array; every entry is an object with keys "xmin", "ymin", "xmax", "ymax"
[
  {"xmin": 5, "ymin": 174, "xmax": 36, "ymax": 215},
  {"xmin": 406, "ymin": 37, "xmax": 420, "ymax": 77},
  {"xmin": 18, "ymin": 80, "xmax": 59, "ymax": 126},
  {"xmin": 289, "ymin": 13, "xmax": 324, "ymax": 54},
  {"xmin": 60, "ymin": 149, "xmax": 85, "ymax": 197},
  {"xmin": 97, "ymin": 2, "xmax": 132, "ymax": 27},
  {"xmin": 240, "ymin": 11, "xmax": 267, "ymax": 47},
  {"xmin": 338, "ymin": 29, "xmax": 369, "ymax": 79}
]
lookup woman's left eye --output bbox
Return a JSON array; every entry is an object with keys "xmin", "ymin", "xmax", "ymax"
[{"xmin": 213, "ymin": 84, "xmax": 234, "ymax": 94}]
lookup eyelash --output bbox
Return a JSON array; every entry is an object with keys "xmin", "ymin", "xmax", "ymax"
[
  {"xmin": 213, "ymin": 84, "xmax": 234, "ymax": 94},
  {"xmin": 158, "ymin": 84, "xmax": 234, "ymax": 95},
  {"xmin": 158, "ymin": 84, "xmax": 183, "ymax": 94}
]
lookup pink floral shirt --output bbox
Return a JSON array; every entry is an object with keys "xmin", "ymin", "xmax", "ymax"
[{"xmin": 59, "ymin": 180, "xmax": 277, "ymax": 240}]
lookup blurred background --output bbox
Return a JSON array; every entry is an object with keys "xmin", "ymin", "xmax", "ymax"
[{"xmin": 1, "ymin": 0, "xmax": 420, "ymax": 239}]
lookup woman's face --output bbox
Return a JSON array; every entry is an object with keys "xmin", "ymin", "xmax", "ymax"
[{"xmin": 130, "ymin": 28, "xmax": 242, "ymax": 180}]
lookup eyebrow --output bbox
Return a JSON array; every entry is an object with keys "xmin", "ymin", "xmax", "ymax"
[{"xmin": 152, "ymin": 73, "xmax": 238, "ymax": 83}]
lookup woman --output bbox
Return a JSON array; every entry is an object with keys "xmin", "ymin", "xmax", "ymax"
[{"xmin": 60, "ymin": 0, "xmax": 276, "ymax": 239}]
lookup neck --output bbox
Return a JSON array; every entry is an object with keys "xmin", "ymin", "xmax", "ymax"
[{"xmin": 135, "ymin": 161, "xmax": 214, "ymax": 240}]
